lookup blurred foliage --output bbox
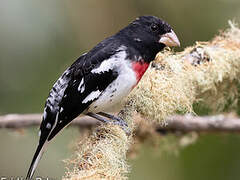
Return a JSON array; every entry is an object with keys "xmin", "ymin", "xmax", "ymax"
[
  {"xmin": 193, "ymin": 102, "xmax": 213, "ymax": 115},
  {"xmin": 0, "ymin": 0, "xmax": 240, "ymax": 180}
]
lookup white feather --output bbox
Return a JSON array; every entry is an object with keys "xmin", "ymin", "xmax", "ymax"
[
  {"xmin": 88, "ymin": 57, "xmax": 137, "ymax": 113},
  {"xmin": 78, "ymin": 78, "xmax": 85, "ymax": 93},
  {"xmin": 82, "ymin": 90, "xmax": 102, "ymax": 104},
  {"xmin": 91, "ymin": 46, "xmax": 127, "ymax": 74}
]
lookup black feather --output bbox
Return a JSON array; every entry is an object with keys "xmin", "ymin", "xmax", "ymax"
[
  {"xmin": 47, "ymin": 48, "xmax": 119, "ymax": 140},
  {"xmin": 26, "ymin": 111, "xmax": 58, "ymax": 179}
]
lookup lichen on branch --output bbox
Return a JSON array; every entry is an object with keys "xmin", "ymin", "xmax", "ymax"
[
  {"xmin": 125, "ymin": 21, "xmax": 240, "ymax": 123},
  {"xmin": 63, "ymin": 124, "xmax": 131, "ymax": 180},
  {"xmin": 63, "ymin": 22, "xmax": 240, "ymax": 180}
]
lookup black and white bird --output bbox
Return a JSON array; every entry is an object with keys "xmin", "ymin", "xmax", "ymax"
[{"xmin": 26, "ymin": 15, "xmax": 180, "ymax": 179}]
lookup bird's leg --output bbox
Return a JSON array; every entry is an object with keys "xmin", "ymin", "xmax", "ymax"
[
  {"xmin": 97, "ymin": 112, "xmax": 128, "ymax": 127},
  {"xmin": 87, "ymin": 112, "xmax": 109, "ymax": 123},
  {"xmin": 87, "ymin": 112, "xmax": 129, "ymax": 135}
]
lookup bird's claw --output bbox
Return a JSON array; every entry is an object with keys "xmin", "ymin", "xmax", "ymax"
[
  {"xmin": 96, "ymin": 112, "xmax": 130, "ymax": 135},
  {"xmin": 110, "ymin": 118, "xmax": 131, "ymax": 135}
]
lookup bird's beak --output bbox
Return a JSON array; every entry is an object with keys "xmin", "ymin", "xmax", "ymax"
[{"xmin": 159, "ymin": 30, "xmax": 180, "ymax": 47}]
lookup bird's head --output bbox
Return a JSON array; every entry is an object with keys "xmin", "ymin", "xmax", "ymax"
[{"xmin": 119, "ymin": 15, "xmax": 180, "ymax": 61}]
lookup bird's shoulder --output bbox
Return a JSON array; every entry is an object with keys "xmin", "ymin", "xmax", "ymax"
[{"xmin": 71, "ymin": 37, "xmax": 125, "ymax": 75}]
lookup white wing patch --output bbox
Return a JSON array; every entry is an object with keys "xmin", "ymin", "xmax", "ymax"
[
  {"xmin": 91, "ymin": 46, "xmax": 127, "ymax": 74},
  {"xmin": 78, "ymin": 78, "xmax": 85, "ymax": 93},
  {"xmin": 82, "ymin": 90, "xmax": 102, "ymax": 104},
  {"xmin": 91, "ymin": 58, "xmax": 115, "ymax": 73}
]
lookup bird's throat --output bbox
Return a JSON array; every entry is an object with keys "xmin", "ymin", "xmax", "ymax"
[{"xmin": 132, "ymin": 61, "xmax": 149, "ymax": 83}]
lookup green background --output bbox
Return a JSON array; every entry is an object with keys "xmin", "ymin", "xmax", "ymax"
[{"xmin": 0, "ymin": 0, "xmax": 240, "ymax": 179}]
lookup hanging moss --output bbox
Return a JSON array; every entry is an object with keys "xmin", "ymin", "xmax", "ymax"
[
  {"xmin": 64, "ymin": 22, "xmax": 240, "ymax": 180},
  {"xmin": 123, "ymin": 21, "xmax": 240, "ymax": 122}
]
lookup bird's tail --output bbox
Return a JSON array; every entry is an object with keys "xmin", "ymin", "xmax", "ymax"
[
  {"xmin": 26, "ymin": 111, "xmax": 59, "ymax": 179},
  {"xmin": 26, "ymin": 137, "xmax": 48, "ymax": 180}
]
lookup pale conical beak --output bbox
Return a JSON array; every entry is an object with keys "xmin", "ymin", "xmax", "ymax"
[{"xmin": 159, "ymin": 30, "xmax": 180, "ymax": 47}]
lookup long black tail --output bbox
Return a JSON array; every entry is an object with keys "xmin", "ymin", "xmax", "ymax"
[
  {"xmin": 26, "ymin": 137, "xmax": 48, "ymax": 180},
  {"xmin": 26, "ymin": 110, "xmax": 59, "ymax": 179}
]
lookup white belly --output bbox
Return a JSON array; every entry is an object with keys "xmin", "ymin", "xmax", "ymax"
[{"xmin": 87, "ymin": 61, "xmax": 137, "ymax": 113}]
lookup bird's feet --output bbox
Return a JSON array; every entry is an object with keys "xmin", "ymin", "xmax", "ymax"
[
  {"xmin": 97, "ymin": 112, "xmax": 128, "ymax": 127},
  {"xmin": 87, "ymin": 112, "xmax": 130, "ymax": 135}
]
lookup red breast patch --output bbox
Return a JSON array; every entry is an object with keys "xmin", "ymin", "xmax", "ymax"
[{"xmin": 132, "ymin": 60, "xmax": 149, "ymax": 83}]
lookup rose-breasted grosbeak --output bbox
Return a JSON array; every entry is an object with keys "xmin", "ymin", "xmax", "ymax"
[{"xmin": 26, "ymin": 15, "xmax": 180, "ymax": 179}]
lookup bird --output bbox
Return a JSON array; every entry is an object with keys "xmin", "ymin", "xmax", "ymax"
[{"xmin": 26, "ymin": 15, "xmax": 180, "ymax": 179}]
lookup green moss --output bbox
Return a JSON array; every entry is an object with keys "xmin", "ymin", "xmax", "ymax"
[{"xmin": 193, "ymin": 102, "xmax": 213, "ymax": 115}]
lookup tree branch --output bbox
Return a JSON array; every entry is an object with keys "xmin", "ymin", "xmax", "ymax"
[
  {"xmin": 1, "ymin": 113, "xmax": 240, "ymax": 133},
  {"xmin": 0, "ymin": 113, "xmax": 99, "ymax": 128},
  {"xmin": 163, "ymin": 114, "xmax": 240, "ymax": 133}
]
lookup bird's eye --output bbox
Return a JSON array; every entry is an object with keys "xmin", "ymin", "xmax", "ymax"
[{"xmin": 150, "ymin": 24, "xmax": 158, "ymax": 31}]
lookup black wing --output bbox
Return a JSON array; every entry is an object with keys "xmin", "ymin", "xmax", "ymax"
[
  {"xmin": 26, "ymin": 38, "xmax": 121, "ymax": 179},
  {"xmin": 47, "ymin": 63, "xmax": 118, "ymax": 140},
  {"xmin": 43, "ymin": 39, "xmax": 121, "ymax": 141}
]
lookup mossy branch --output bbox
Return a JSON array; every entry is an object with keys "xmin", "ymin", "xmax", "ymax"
[
  {"xmin": 62, "ymin": 21, "xmax": 240, "ymax": 180},
  {"xmin": 1, "ymin": 113, "xmax": 240, "ymax": 133},
  {"xmin": 1, "ymin": 21, "xmax": 239, "ymax": 179}
]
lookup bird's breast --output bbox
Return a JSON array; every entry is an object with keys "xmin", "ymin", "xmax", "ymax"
[
  {"xmin": 87, "ymin": 59, "xmax": 137, "ymax": 113},
  {"xmin": 132, "ymin": 60, "xmax": 149, "ymax": 83}
]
